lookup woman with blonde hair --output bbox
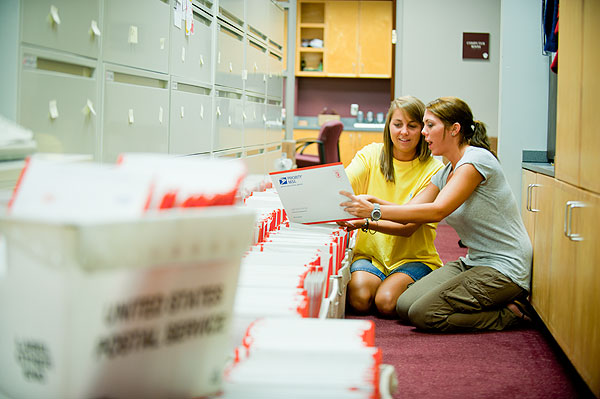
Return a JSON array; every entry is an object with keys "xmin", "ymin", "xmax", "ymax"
[
  {"xmin": 340, "ymin": 96, "xmax": 443, "ymax": 317},
  {"xmin": 342, "ymin": 97, "xmax": 532, "ymax": 331}
]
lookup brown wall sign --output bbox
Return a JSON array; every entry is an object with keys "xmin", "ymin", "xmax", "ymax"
[{"xmin": 463, "ymin": 32, "xmax": 490, "ymax": 60}]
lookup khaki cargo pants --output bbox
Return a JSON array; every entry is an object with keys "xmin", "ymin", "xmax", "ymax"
[{"xmin": 396, "ymin": 260, "xmax": 527, "ymax": 332}]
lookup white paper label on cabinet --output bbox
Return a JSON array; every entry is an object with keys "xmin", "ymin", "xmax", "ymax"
[
  {"xmin": 128, "ymin": 26, "xmax": 138, "ymax": 44},
  {"xmin": 181, "ymin": 47, "xmax": 186, "ymax": 62},
  {"xmin": 159, "ymin": 106, "xmax": 164, "ymax": 124},
  {"xmin": 82, "ymin": 99, "xmax": 96, "ymax": 116},
  {"xmin": 173, "ymin": 0, "xmax": 182, "ymax": 29},
  {"xmin": 49, "ymin": 100, "xmax": 59, "ymax": 120},
  {"xmin": 180, "ymin": 106, "xmax": 185, "ymax": 118},
  {"xmin": 185, "ymin": 0, "xmax": 193, "ymax": 35},
  {"xmin": 23, "ymin": 55, "xmax": 37, "ymax": 69},
  {"xmin": 90, "ymin": 20, "xmax": 101, "ymax": 37},
  {"xmin": 105, "ymin": 71, "xmax": 114, "ymax": 81},
  {"xmin": 49, "ymin": 5, "xmax": 61, "ymax": 25},
  {"xmin": 242, "ymin": 69, "xmax": 248, "ymax": 80},
  {"xmin": 128, "ymin": 109, "xmax": 134, "ymax": 124}
]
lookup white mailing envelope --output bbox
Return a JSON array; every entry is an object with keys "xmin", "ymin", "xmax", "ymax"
[{"xmin": 269, "ymin": 163, "xmax": 358, "ymax": 224}]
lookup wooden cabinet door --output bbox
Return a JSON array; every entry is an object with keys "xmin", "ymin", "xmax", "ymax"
[
  {"xmin": 570, "ymin": 189, "xmax": 600, "ymax": 396},
  {"xmin": 358, "ymin": 1, "xmax": 392, "ymax": 77},
  {"xmin": 548, "ymin": 180, "xmax": 578, "ymax": 355},
  {"xmin": 325, "ymin": 1, "xmax": 358, "ymax": 76},
  {"xmin": 529, "ymin": 173, "xmax": 555, "ymax": 325},
  {"xmin": 555, "ymin": 0, "xmax": 583, "ymax": 187},
  {"xmin": 579, "ymin": 0, "xmax": 600, "ymax": 194}
]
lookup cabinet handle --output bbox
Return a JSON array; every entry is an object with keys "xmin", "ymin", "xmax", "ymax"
[
  {"xmin": 49, "ymin": 5, "xmax": 61, "ymax": 25},
  {"xmin": 564, "ymin": 201, "xmax": 585, "ymax": 241},
  {"xmin": 526, "ymin": 184, "xmax": 540, "ymax": 212}
]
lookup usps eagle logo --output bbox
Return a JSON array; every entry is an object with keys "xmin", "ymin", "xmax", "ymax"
[{"xmin": 279, "ymin": 177, "xmax": 288, "ymax": 185}]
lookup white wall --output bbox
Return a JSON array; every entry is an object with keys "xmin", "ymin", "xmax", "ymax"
[
  {"xmin": 498, "ymin": 0, "xmax": 549, "ymax": 200},
  {"xmin": 0, "ymin": 0, "xmax": 19, "ymax": 121},
  {"xmin": 395, "ymin": 0, "xmax": 501, "ymax": 138}
]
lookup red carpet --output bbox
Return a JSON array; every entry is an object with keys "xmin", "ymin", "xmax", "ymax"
[{"xmin": 348, "ymin": 222, "xmax": 594, "ymax": 398}]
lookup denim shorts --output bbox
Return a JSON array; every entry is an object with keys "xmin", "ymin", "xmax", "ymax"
[{"xmin": 350, "ymin": 258, "xmax": 432, "ymax": 282}]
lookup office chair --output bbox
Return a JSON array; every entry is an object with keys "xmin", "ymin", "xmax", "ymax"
[{"xmin": 295, "ymin": 120, "xmax": 344, "ymax": 168}]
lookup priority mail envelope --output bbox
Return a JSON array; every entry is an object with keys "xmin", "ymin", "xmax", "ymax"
[{"xmin": 269, "ymin": 163, "xmax": 358, "ymax": 224}]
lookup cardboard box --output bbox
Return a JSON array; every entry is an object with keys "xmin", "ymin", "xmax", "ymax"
[{"xmin": 0, "ymin": 207, "xmax": 255, "ymax": 399}]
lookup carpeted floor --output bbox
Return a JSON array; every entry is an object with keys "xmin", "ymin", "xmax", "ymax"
[{"xmin": 348, "ymin": 222, "xmax": 594, "ymax": 398}]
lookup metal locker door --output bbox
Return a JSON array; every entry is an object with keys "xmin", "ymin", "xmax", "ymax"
[
  {"xmin": 102, "ymin": 66, "xmax": 169, "ymax": 162},
  {"xmin": 265, "ymin": 99, "xmax": 283, "ymax": 145},
  {"xmin": 264, "ymin": 143, "xmax": 282, "ymax": 174},
  {"xmin": 21, "ymin": 0, "xmax": 101, "ymax": 59},
  {"xmin": 170, "ymin": 5, "xmax": 212, "ymax": 84},
  {"xmin": 243, "ymin": 147, "xmax": 266, "ymax": 175},
  {"xmin": 18, "ymin": 48, "xmax": 97, "ymax": 157},
  {"xmin": 215, "ymin": 22, "xmax": 244, "ymax": 90},
  {"xmin": 244, "ymin": 95, "xmax": 265, "ymax": 147},
  {"xmin": 103, "ymin": 0, "xmax": 170, "ymax": 74},
  {"xmin": 214, "ymin": 90, "xmax": 243, "ymax": 151},
  {"xmin": 219, "ymin": 0, "xmax": 244, "ymax": 26},
  {"xmin": 169, "ymin": 81, "xmax": 212, "ymax": 155},
  {"xmin": 246, "ymin": 37, "xmax": 268, "ymax": 96},
  {"xmin": 267, "ymin": 50, "xmax": 283, "ymax": 99}
]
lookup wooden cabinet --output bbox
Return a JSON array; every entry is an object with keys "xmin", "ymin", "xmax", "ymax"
[
  {"xmin": 555, "ymin": 0, "xmax": 600, "ymax": 194},
  {"xmin": 523, "ymin": 169, "xmax": 600, "ymax": 396},
  {"xmin": 296, "ymin": 1, "xmax": 392, "ymax": 78},
  {"xmin": 293, "ymin": 128, "xmax": 383, "ymax": 167}
]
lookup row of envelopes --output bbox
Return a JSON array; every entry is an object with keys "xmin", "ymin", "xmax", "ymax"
[{"xmin": 222, "ymin": 187, "xmax": 397, "ymax": 398}]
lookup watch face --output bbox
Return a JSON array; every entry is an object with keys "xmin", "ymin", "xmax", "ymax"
[{"xmin": 371, "ymin": 205, "xmax": 381, "ymax": 221}]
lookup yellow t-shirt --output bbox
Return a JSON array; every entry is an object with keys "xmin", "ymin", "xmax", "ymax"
[{"xmin": 346, "ymin": 143, "xmax": 444, "ymax": 275}]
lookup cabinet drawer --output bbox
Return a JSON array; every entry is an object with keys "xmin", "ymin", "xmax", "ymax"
[
  {"xmin": 169, "ymin": 81, "xmax": 212, "ymax": 155},
  {"xmin": 243, "ymin": 146, "xmax": 266, "ymax": 175},
  {"xmin": 219, "ymin": 0, "xmax": 244, "ymax": 25},
  {"xmin": 103, "ymin": 0, "xmax": 170, "ymax": 74},
  {"xmin": 18, "ymin": 48, "xmax": 97, "ymax": 157},
  {"xmin": 244, "ymin": 95, "xmax": 266, "ymax": 147},
  {"xmin": 102, "ymin": 66, "xmax": 169, "ymax": 162},
  {"xmin": 215, "ymin": 22, "xmax": 244, "ymax": 90},
  {"xmin": 264, "ymin": 143, "xmax": 283, "ymax": 174},
  {"xmin": 21, "ymin": 0, "xmax": 101, "ymax": 59},
  {"xmin": 245, "ymin": 36, "xmax": 268, "ymax": 95},
  {"xmin": 214, "ymin": 90, "xmax": 243, "ymax": 151},
  {"xmin": 170, "ymin": 6, "xmax": 212, "ymax": 84}
]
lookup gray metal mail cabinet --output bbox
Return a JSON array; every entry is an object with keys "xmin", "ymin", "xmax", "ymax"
[
  {"xmin": 103, "ymin": 0, "xmax": 170, "ymax": 74},
  {"xmin": 169, "ymin": 78, "xmax": 212, "ymax": 155},
  {"xmin": 245, "ymin": 36, "xmax": 268, "ymax": 96},
  {"xmin": 244, "ymin": 94, "xmax": 266, "ymax": 147},
  {"xmin": 170, "ymin": 4, "xmax": 212, "ymax": 85},
  {"xmin": 265, "ymin": 98, "xmax": 283, "ymax": 145},
  {"xmin": 18, "ymin": 47, "xmax": 97, "ymax": 156},
  {"xmin": 102, "ymin": 65, "xmax": 169, "ymax": 162},
  {"xmin": 214, "ymin": 89, "xmax": 244, "ymax": 151},
  {"xmin": 215, "ymin": 21, "xmax": 244, "ymax": 90},
  {"xmin": 20, "ymin": 0, "xmax": 101, "ymax": 59},
  {"xmin": 267, "ymin": 1, "xmax": 285, "ymax": 51}
]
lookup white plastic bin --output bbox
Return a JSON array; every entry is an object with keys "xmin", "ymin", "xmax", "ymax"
[{"xmin": 0, "ymin": 207, "xmax": 255, "ymax": 399}]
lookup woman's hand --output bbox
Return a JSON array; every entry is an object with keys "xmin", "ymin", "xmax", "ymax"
[
  {"xmin": 340, "ymin": 191, "xmax": 375, "ymax": 219},
  {"xmin": 336, "ymin": 219, "xmax": 365, "ymax": 232}
]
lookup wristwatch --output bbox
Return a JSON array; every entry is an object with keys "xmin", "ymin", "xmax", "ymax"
[{"xmin": 371, "ymin": 203, "xmax": 382, "ymax": 221}]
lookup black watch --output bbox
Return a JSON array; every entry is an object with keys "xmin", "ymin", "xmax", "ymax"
[{"xmin": 371, "ymin": 203, "xmax": 381, "ymax": 221}]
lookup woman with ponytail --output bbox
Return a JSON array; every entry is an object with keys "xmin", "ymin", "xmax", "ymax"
[{"xmin": 341, "ymin": 96, "xmax": 533, "ymax": 332}]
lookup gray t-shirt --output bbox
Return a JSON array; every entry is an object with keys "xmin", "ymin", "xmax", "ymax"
[{"xmin": 431, "ymin": 146, "xmax": 532, "ymax": 291}]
